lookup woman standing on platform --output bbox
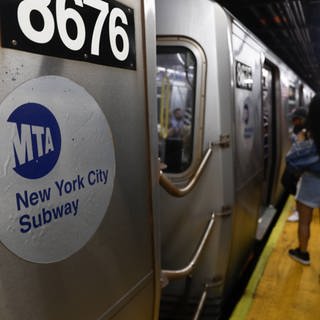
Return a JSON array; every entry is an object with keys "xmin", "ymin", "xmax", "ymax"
[
  {"xmin": 286, "ymin": 93, "xmax": 320, "ymax": 265},
  {"xmin": 287, "ymin": 107, "xmax": 308, "ymax": 222}
]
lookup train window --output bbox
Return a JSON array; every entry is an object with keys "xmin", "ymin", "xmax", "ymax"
[
  {"xmin": 288, "ymin": 85, "xmax": 296, "ymax": 102},
  {"xmin": 299, "ymin": 84, "xmax": 304, "ymax": 106},
  {"xmin": 156, "ymin": 46, "xmax": 196, "ymax": 173},
  {"xmin": 287, "ymin": 84, "xmax": 297, "ymax": 121}
]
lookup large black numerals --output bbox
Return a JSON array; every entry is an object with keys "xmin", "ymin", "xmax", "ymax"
[
  {"xmin": 17, "ymin": 0, "xmax": 55, "ymax": 44},
  {"xmin": 17, "ymin": 0, "xmax": 130, "ymax": 61}
]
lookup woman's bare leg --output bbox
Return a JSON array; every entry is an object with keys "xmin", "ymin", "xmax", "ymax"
[{"xmin": 296, "ymin": 200, "xmax": 313, "ymax": 251}]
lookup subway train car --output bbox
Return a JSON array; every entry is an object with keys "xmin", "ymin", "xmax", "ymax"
[
  {"xmin": 0, "ymin": 1, "xmax": 160, "ymax": 320},
  {"xmin": 0, "ymin": 0, "xmax": 316, "ymax": 320},
  {"xmin": 156, "ymin": 0, "xmax": 314, "ymax": 318}
]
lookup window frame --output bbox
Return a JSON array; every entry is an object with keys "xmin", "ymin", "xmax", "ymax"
[{"xmin": 157, "ymin": 37, "xmax": 207, "ymax": 184}]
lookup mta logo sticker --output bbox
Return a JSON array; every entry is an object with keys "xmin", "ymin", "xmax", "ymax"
[
  {"xmin": 0, "ymin": 76, "xmax": 115, "ymax": 263},
  {"xmin": 8, "ymin": 103, "xmax": 61, "ymax": 179}
]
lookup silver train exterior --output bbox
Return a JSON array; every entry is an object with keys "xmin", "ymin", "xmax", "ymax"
[
  {"xmin": 0, "ymin": 0, "xmax": 315, "ymax": 319},
  {"xmin": 156, "ymin": 0, "xmax": 313, "ymax": 318},
  {"xmin": 0, "ymin": 0, "xmax": 160, "ymax": 319}
]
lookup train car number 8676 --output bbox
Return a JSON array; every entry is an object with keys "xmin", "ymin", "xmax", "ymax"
[{"xmin": 1, "ymin": 0, "xmax": 136, "ymax": 69}]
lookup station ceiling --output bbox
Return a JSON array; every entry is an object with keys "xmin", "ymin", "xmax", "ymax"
[{"xmin": 215, "ymin": 0, "xmax": 320, "ymax": 91}]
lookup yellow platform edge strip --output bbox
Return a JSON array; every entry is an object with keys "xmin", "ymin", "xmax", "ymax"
[{"xmin": 230, "ymin": 196, "xmax": 294, "ymax": 320}]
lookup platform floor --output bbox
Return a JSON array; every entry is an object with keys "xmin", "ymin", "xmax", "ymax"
[{"xmin": 230, "ymin": 196, "xmax": 320, "ymax": 320}]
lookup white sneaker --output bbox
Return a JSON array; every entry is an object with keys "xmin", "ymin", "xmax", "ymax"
[{"xmin": 287, "ymin": 210, "xmax": 299, "ymax": 222}]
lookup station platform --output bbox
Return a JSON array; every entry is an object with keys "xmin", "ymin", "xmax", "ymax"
[{"xmin": 230, "ymin": 196, "xmax": 320, "ymax": 319}]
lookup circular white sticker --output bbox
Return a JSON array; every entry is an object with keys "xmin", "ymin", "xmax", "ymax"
[{"xmin": 0, "ymin": 76, "xmax": 115, "ymax": 263}]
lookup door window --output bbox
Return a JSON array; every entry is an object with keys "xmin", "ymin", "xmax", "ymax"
[{"xmin": 156, "ymin": 46, "xmax": 196, "ymax": 173}]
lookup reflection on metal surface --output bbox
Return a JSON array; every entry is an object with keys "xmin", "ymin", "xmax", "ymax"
[{"xmin": 161, "ymin": 212, "xmax": 215, "ymax": 282}]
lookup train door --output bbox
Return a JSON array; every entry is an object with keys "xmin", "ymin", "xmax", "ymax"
[
  {"xmin": 257, "ymin": 64, "xmax": 278, "ymax": 239},
  {"xmin": 0, "ymin": 1, "xmax": 160, "ymax": 320},
  {"xmin": 233, "ymin": 36, "xmax": 263, "ymax": 224},
  {"xmin": 156, "ymin": 38, "xmax": 215, "ymax": 317},
  {"xmin": 155, "ymin": 15, "xmax": 235, "ymax": 318},
  {"xmin": 155, "ymin": 1, "xmax": 239, "ymax": 318},
  {"xmin": 224, "ymin": 23, "xmax": 265, "ymax": 297}
]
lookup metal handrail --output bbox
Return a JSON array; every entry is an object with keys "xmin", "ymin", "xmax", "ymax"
[
  {"xmin": 159, "ymin": 145, "xmax": 213, "ymax": 197},
  {"xmin": 161, "ymin": 212, "xmax": 215, "ymax": 281},
  {"xmin": 193, "ymin": 288, "xmax": 208, "ymax": 320}
]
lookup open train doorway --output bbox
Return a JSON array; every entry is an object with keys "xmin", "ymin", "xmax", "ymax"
[{"xmin": 257, "ymin": 62, "xmax": 278, "ymax": 240}]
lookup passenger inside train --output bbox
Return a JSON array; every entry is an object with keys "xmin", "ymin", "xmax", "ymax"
[{"xmin": 157, "ymin": 47, "xmax": 193, "ymax": 173}]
